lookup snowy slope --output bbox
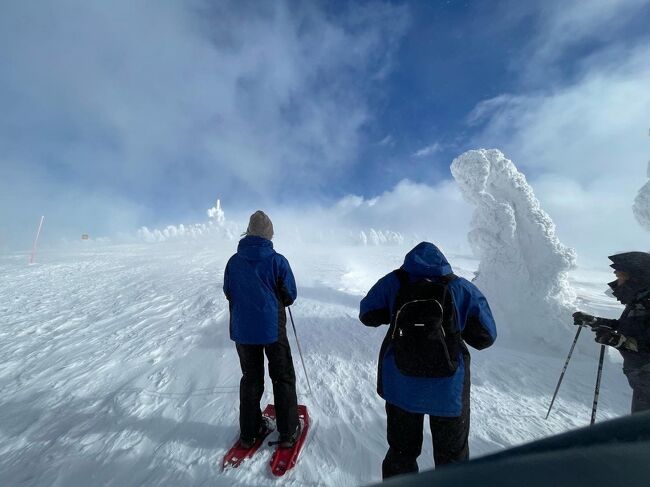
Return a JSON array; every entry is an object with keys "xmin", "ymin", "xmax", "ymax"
[{"xmin": 0, "ymin": 242, "xmax": 632, "ymax": 486}]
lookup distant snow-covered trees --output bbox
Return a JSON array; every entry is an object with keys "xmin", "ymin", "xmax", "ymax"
[{"xmin": 137, "ymin": 199, "xmax": 239, "ymax": 243}]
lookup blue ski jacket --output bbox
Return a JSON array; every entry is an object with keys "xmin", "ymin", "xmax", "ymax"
[
  {"xmin": 223, "ymin": 236, "xmax": 297, "ymax": 345},
  {"xmin": 359, "ymin": 242, "xmax": 497, "ymax": 416}
]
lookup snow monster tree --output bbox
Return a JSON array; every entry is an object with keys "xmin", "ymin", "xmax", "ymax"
[
  {"xmin": 633, "ymin": 161, "xmax": 650, "ymax": 233},
  {"xmin": 451, "ymin": 149, "xmax": 576, "ymax": 348}
]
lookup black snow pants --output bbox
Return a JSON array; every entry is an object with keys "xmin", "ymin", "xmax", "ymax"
[
  {"xmin": 626, "ymin": 368, "xmax": 650, "ymax": 413},
  {"xmin": 382, "ymin": 366, "xmax": 470, "ymax": 479},
  {"xmin": 235, "ymin": 334, "xmax": 299, "ymax": 440}
]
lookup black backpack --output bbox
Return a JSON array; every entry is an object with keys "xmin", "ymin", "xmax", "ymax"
[{"xmin": 390, "ymin": 269, "xmax": 460, "ymax": 378}]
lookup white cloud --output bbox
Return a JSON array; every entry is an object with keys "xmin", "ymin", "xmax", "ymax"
[
  {"xmin": 495, "ymin": 0, "xmax": 650, "ymax": 86},
  {"xmin": 526, "ymin": 0, "xmax": 648, "ymax": 68},
  {"xmin": 533, "ymin": 175, "xmax": 649, "ymax": 263},
  {"xmin": 412, "ymin": 142, "xmax": 442, "ymax": 158},
  {"xmin": 378, "ymin": 135, "xmax": 395, "ymax": 147},
  {"xmin": 266, "ymin": 179, "xmax": 472, "ymax": 255},
  {"xmin": 0, "ymin": 1, "xmax": 408, "ymax": 248},
  {"xmin": 471, "ymin": 44, "xmax": 650, "ymax": 183},
  {"xmin": 468, "ymin": 2, "xmax": 650, "ymax": 262}
]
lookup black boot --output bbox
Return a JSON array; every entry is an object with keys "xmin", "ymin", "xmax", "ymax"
[
  {"xmin": 270, "ymin": 422, "xmax": 301, "ymax": 448},
  {"xmin": 239, "ymin": 416, "xmax": 273, "ymax": 449}
]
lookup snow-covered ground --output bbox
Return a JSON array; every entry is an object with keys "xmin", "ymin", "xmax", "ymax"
[{"xmin": 0, "ymin": 241, "xmax": 631, "ymax": 486}]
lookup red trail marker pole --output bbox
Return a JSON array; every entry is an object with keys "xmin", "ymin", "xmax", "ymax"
[{"xmin": 29, "ymin": 215, "xmax": 45, "ymax": 264}]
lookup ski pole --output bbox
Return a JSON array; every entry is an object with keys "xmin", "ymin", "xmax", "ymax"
[
  {"xmin": 545, "ymin": 326, "xmax": 582, "ymax": 419},
  {"xmin": 288, "ymin": 307, "xmax": 313, "ymax": 396},
  {"xmin": 591, "ymin": 344, "xmax": 606, "ymax": 425}
]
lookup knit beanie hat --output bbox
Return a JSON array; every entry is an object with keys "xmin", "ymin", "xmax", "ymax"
[{"xmin": 244, "ymin": 210, "xmax": 274, "ymax": 240}]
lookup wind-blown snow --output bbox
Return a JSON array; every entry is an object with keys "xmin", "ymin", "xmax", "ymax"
[
  {"xmin": 0, "ymin": 241, "xmax": 630, "ymax": 487},
  {"xmin": 450, "ymin": 149, "xmax": 577, "ymax": 348},
  {"xmin": 633, "ymin": 161, "xmax": 650, "ymax": 232}
]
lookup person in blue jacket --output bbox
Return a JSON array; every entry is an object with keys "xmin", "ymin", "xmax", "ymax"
[
  {"xmin": 359, "ymin": 242, "xmax": 497, "ymax": 479},
  {"xmin": 223, "ymin": 211, "xmax": 300, "ymax": 448}
]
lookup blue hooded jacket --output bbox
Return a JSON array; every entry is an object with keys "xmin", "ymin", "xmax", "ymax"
[
  {"xmin": 359, "ymin": 242, "xmax": 497, "ymax": 416},
  {"xmin": 223, "ymin": 236, "xmax": 297, "ymax": 345}
]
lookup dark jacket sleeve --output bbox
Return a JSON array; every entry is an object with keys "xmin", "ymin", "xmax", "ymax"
[
  {"xmin": 359, "ymin": 273, "xmax": 396, "ymax": 327},
  {"xmin": 618, "ymin": 296, "xmax": 650, "ymax": 352},
  {"xmin": 276, "ymin": 256, "xmax": 297, "ymax": 307},
  {"xmin": 594, "ymin": 317, "xmax": 619, "ymax": 329},
  {"xmin": 223, "ymin": 260, "xmax": 231, "ymax": 301},
  {"xmin": 462, "ymin": 282, "xmax": 497, "ymax": 350}
]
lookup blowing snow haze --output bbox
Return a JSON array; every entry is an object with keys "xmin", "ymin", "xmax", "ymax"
[{"xmin": 1, "ymin": 0, "xmax": 649, "ymax": 260}]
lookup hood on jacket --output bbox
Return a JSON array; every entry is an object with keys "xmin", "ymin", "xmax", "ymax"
[
  {"xmin": 609, "ymin": 252, "xmax": 650, "ymax": 289},
  {"xmin": 607, "ymin": 252, "xmax": 650, "ymax": 304},
  {"xmin": 237, "ymin": 235, "xmax": 275, "ymax": 261},
  {"xmin": 401, "ymin": 242, "xmax": 453, "ymax": 278},
  {"xmin": 609, "ymin": 252, "xmax": 650, "ymax": 279}
]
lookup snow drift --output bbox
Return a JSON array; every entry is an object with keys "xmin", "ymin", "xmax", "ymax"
[
  {"xmin": 633, "ymin": 161, "xmax": 650, "ymax": 232},
  {"xmin": 450, "ymin": 149, "xmax": 576, "ymax": 348}
]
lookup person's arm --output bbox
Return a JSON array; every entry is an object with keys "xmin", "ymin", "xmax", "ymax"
[
  {"xmin": 223, "ymin": 261, "xmax": 231, "ymax": 301},
  {"xmin": 277, "ymin": 256, "xmax": 297, "ymax": 307},
  {"xmin": 359, "ymin": 273, "xmax": 398, "ymax": 327},
  {"xmin": 595, "ymin": 298, "xmax": 650, "ymax": 352},
  {"xmin": 573, "ymin": 312, "xmax": 618, "ymax": 329},
  {"xmin": 461, "ymin": 283, "xmax": 497, "ymax": 350}
]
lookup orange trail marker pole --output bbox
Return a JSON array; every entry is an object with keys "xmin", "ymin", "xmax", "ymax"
[{"xmin": 29, "ymin": 215, "xmax": 45, "ymax": 264}]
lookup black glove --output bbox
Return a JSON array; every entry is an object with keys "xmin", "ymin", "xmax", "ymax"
[
  {"xmin": 594, "ymin": 327, "xmax": 627, "ymax": 349},
  {"xmin": 573, "ymin": 311, "xmax": 598, "ymax": 328}
]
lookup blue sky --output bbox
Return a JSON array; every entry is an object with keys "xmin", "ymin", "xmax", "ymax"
[
  {"xmin": 349, "ymin": 0, "xmax": 650, "ymax": 196},
  {"xmin": 1, "ymin": 0, "xmax": 649, "ymax": 256}
]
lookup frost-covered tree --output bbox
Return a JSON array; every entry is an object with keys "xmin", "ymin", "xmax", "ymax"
[
  {"xmin": 207, "ymin": 199, "xmax": 226, "ymax": 226},
  {"xmin": 451, "ymin": 149, "xmax": 576, "ymax": 348},
  {"xmin": 633, "ymin": 161, "xmax": 650, "ymax": 232},
  {"xmin": 137, "ymin": 198, "xmax": 238, "ymax": 242}
]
